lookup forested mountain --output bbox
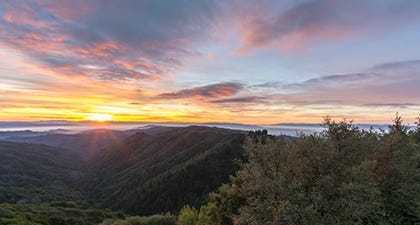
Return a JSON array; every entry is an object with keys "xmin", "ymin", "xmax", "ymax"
[
  {"xmin": 82, "ymin": 126, "xmax": 247, "ymax": 215},
  {"xmin": 0, "ymin": 141, "xmax": 82, "ymax": 204},
  {"xmin": 0, "ymin": 126, "xmax": 249, "ymax": 223}
]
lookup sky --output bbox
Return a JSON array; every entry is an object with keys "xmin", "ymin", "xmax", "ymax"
[{"xmin": 0, "ymin": 0, "xmax": 420, "ymax": 124}]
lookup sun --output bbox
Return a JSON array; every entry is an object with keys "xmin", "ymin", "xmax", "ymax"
[{"xmin": 87, "ymin": 113, "xmax": 113, "ymax": 122}]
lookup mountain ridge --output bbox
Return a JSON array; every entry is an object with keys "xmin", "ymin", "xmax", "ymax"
[{"xmin": 82, "ymin": 126, "xmax": 247, "ymax": 215}]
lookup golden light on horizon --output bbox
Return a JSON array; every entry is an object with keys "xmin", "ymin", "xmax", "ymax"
[{"xmin": 87, "ymin": 113, "xmax": 114, "ymax": 122}]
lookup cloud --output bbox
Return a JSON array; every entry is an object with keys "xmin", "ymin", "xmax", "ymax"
[
  {"xmin": 2, "ymin": 0, "xmax": 419, "ymax": 83},
  {"xmin": 236, "ymin": 0, "xmax": 420, "ymax": 53},
  {"xmin": 361, "ymin": 103, "xmax": 419, "ymax": 109},
  {"xmin": 286, "ymin": 73, "xmax": 380, "ymax": 90},
  {"xmin": 270, "ymin": 69, "xmax": 420, "ymax": 106},
  {"xmin": 0, "ymin": 0, "xmax": 223, "ymax": 81},
  {"xmin": 209, "ymin": 96, "xmax": 266, "ymax": 104},
  {"xmin": 251, "ymin": 81, "xmax": 283, "ymax": 89},
  {"xmin": 370, "ymin": 60, "xmax": 420, "ymax": 71},
  {"xmin": 158, "ymin": 82, "xmax": 244, "ymax": 100}
]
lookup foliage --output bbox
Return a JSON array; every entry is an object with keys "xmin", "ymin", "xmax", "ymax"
[
  {"xmin": 196, "ymin": 183, "xmax": 245, "ymax": 225},
  {"xmin": 100, "ymin": 214, "xmax": 176, "ymax": 225},
  {"xmin": 0, "ymin": 202, "xmax": 124, "ymax": 225},
  {"xmin": 195, "ymin": 117, "xmax": 420, "ymax": 225},
  {"xmin": 410, "ymin": 114, "xmax": 420, "ymax": 143},
  {"xmin": 177, "ymin": 205, "xmax": 199, "ymax": 225}
]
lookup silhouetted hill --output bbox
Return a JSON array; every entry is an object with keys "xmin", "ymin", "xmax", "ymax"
[
  {"xmin": 1, "ymin": 130, "xmax": 135, "ymax": 158},
  {"xmin": 83, "ymin": 126, "xmax": 247, "ymax": 215},
  {"xmin": 0, "ymin": 141, "xmax": 82, "ymax": 203},
  {"xmin": 0, "ymin": 130, "xmax": 50, "ymax": 140},
  {"xmin": 1, "ymin": 126, "xmax": 173, "ymax": 158}
]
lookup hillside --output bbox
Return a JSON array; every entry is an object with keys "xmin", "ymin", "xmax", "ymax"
[
  {"xmin": 0, "ymin": 126, "xmax": 250, "ymax": 216},
  {"xmin": 0, "ymin": 141, "xmax": 82, "ymax": 203},
  {"xmin": 0, "ymin": 202, "xmax": 125, "ymax": 225},
  {"xmin": 1, "ymin": 126, "xmax": 172, "ymax": 158},
  {"xmin": 83, "ymin": 126, "xmax": 247, "ymax": 215}
]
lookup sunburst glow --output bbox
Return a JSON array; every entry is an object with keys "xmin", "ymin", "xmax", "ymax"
[{"xmin": 87, "ymin": 114, "xmax": 113, "ymax": 122}]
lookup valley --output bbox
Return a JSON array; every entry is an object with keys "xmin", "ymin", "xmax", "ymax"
[{"xmin": 0, "ymin": 126, "xmax": 249, "ymax": 224}]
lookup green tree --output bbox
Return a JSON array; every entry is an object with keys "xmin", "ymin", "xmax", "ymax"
[
  {"xmin": 196, "ymin": 183, "xmax": 245, "ymax": 225},
  {"xmin": 177, "ymin": 205, "xmax": 199, "ymax": 225},
  {"xmin": 411, "ymin": 114, "xmax": 420, "ymax": 143},
  {"xmin": 228, "ymin": 117, "xmax": 419, "ymax": 225}
]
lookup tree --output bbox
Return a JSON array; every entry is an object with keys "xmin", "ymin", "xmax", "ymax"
[
  {"xmin": 196, "ymin": 183, "xmax": 245, "ymax": 225},
  {"xmin": 177, "ymin": 205, "xmax": 199, "ymax": 225},
  {"xmin": 411, "ymin": 114, "xmax": 420, "ymax": 143},
  {"xmin": 229, "ymin": 118, "xmax": 419, "ymax": 225},
  {"xmin": 389, "ymin": 113, "xmax": 409, "ymax": 136}
]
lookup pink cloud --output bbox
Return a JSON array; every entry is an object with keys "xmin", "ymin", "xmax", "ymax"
[
  {"xmin": 75, "ymin": 41, "xmax": 121, "ymax": 58},
  {"xmin": 2, "ymin": 3, "xmax": 48, "ymax": 28},
  {"xmin": 0, "ymin": 0, "xmax": 221, "ymax": 82},
  {"xmin": 38, "ymin": 0, "xmax": 96, "ymax": 22},
  {"xmin": 235, "ymin": 0, "xmax": 420, "ymax": 54}
]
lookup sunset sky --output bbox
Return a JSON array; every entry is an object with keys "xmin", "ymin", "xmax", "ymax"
[{"xmin": 0, "ymin": 0, "xmax": 420, "ymax": 124}]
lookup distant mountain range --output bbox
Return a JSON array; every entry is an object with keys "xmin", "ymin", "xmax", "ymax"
[{"xmin": 0, "ymin": 121, "xmax": 409, "ymax": 136}]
